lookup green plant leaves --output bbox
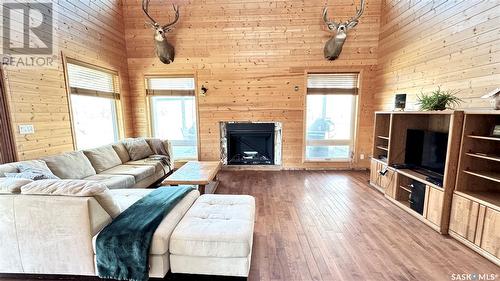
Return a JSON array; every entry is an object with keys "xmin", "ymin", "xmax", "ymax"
[{"xmin": 417, "ymin": 87, "xmax": 463, "ymax": 111}]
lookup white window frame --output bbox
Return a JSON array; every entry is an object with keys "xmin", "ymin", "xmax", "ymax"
[
  {"xmin": 303, "ymin": 73, "xmax": 360, "ymax": 162},
  {"xmin": 145, "ymin": 76, "xmax": 199, "ymax": 161},
  {"xmin": 64, "ymin": 57, "xmax": 121, "ymax": 150}
]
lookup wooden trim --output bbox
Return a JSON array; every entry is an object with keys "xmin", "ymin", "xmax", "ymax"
[
  {"xmin": 144, "ymin": 73, "xmax": 200, "ymax": 161},
  {"xmin": 0, "ymin": 65, "xmax": 17, "ymax": 163},
  {"xmin": 307, "ymin": 88, "xmax": 358, "ymax": 95},
  {"xmin": 70, "ymin": 87, "xmax": 119, "ymax": 99},
  {"xmin": 65, "ymin": 57, "xmax": 119, "ymax": 76},
  {"xmin": 61, "ymin": 52, "xmax": 78, "ymax": 150},
  {"xmin": 193, "ymin": 71, "xmax": 201, "ymax": 161},
  {"xmin": 62, "ymin": 53, "xmax": 122, "ymax": 149},
  {"xmin": 144, "ymin": 74, "xmax": 195, "ymax": 79},
  {"xmin": 302, "ymin": 69, "xmax": 362, "ymax": 165},
  {"xmin": 145, "ymin": 89, "xmax": 195, "ymax": 96}
]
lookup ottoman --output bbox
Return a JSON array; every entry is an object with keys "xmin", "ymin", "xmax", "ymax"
[{"xmin": 169, "ymin": 194, "xmax": 255, "ymax": 277}]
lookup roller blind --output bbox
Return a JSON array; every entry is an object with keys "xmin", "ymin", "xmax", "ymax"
[
  {"xmin": 67, "ymin": 62, "xmax": 119, "ymax": 99},
  {"xmin": 146, "ymin": 77, "xmax": 195, "ymax": 96},
  {"xmin": 307, "ymin": 73, "xmax": 359, "ymax": 95}
]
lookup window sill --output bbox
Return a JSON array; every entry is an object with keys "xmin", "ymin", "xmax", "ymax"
[{"xmin": 303, "ymin": 159, "xmax": 352, "ymax": 163}]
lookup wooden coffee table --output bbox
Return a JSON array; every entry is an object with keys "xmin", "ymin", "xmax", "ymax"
[{"xmin": 161, "ymin": 161, "xmax": 222, "ymax": 194}]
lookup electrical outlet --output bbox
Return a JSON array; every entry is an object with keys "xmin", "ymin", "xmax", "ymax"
[
  {"xmin": 359, "ymin": 154, "xmax": 365, "ymax": 160},
  {"xmin": 19, "ymin": 124, "xmax": 35, "ymax": 135}
]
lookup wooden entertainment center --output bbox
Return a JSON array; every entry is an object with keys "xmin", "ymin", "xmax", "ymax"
[
  {"xmin": 370, "ymin": 111, "xmax": 463, "ymax": 234},
  {"xmin": 449, "ymin": 111, "xmax": 500, "ymax": 266},
  {"xmin": 370, "ymin": 110, "xmax": 500, "ymax": 266}
]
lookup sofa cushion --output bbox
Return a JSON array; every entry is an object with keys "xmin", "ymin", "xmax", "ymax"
[
  {"xmin": 112, "ymin": 142, "xmax": 131, "ymax": 163},
  {"xmin": 100, "ymin": 165, "xmax": 155, "ymax": 182},
  {"xmin": 123, "ymin": 138, "xmax": 153, "ymax": 161},
  {"xmin": 43, "ymin": 151, "xmax": 96, "ymax": 179},
  {"xmin": 170, "ymin": 194, "xmax": 255, "ymax": 258},
  {"xmin": 0, "ymin": 178, "xmax": 33, "ymax": 194},
  {"xmin": 91, "ymin": 189, "xmax": 200, "ymax": 255},
  {"xmin": 124, "ymin": 158, "xmax": 167, "ymax": 174},
  {"xmin": 83, "ymin": 146, "xmax": 122, "ymax": 173},
  {"xmin": 20, "ymin": 179, "xmax": 121, "ymax": 218},
  {"xmin": 108, "ymin": 189, "xmax": 153, "ymax": 210},
  {"xmin": 84, "ymin": 174, "xmax": 135, "ymax": 190}
]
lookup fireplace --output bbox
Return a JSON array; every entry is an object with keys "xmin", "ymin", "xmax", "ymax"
[{"xmin": 220, "ymin": 122, "xmax": 282, "ymax": 166}]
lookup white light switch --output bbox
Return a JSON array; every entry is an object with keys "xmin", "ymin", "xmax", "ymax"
[
  {"xmin": 19, "ymin": 124, "xmax": 35, "ymax": 135},
  {"xmin": 360, "ymin": 154, "xmax": 365, "ymax": 160}
]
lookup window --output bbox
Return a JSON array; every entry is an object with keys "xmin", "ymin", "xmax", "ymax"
[
  {"xmin": 305, "ymin": 73, "xmax": 359, "ymax": 161},
  {"xmin": 146, "ymin": 77, "xmax": 198, "ymax": 160},
  {"xmin": 66, "ymin": 60, "xmax": 120, "ymax": 150}
]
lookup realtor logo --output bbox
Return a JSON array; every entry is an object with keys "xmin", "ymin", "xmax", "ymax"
[
  {"xmin": 1, "ymin": 1, "xmax": 56, "ymax": 67},
  {"xmin": 2, "ymin": 2, "xmax": 53, "ymax": 55}
]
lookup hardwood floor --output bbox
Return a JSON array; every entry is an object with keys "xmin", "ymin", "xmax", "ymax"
[
  {"xmin": 217, "ymin": 170, "xmax": 498, "ymax": 281},
  {"xmin": 1, "ymin": 171, "xmax": 498, "ymax": 281}
]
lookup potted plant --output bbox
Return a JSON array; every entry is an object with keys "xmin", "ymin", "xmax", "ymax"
[{"xmin": 417, "ymin": 87, "xmax": 463, "ymax": 111}]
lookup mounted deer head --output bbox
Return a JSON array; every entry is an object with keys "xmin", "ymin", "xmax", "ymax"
[
  {"xmin": 322, "ymin": 0, "xmax": 365, "ymax": 60},
  {"xmin": 142, "ymin": 0, "xmax": 180, "ymax": 64}
]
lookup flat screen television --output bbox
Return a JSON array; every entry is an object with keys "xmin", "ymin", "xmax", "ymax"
[{"xmin": 405, "ymin": 129, "xmax": 449, "ymax": 176}]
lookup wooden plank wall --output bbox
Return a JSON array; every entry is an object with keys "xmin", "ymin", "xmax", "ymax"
[
  {"xmin": 1, "ymin": 0, "xmax": 133, "ymax": 160},
  {"xmin": 374, "ymin": 0, "xmax": 500, "ymax": 110},
  {"xmin": 123, "ymin": 0, "xmax": 382, "ymax": 169}
]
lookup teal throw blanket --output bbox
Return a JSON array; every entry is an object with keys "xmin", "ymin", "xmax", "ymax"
[{"xmin": 96, "ymin": 186, "xmax": 194, "ymax": 281}]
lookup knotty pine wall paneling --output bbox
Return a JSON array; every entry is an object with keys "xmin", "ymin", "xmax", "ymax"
[
  {"xmin": 1, "ymin": 0, "xmax": 133, "ymax": 160},
  {"xmin": 374, "ymin": 0, "xmax": 500, "ymax": 110},
  {"xmin": 123, "ymin": 0, "xmax": 382, "ymax": 169}
]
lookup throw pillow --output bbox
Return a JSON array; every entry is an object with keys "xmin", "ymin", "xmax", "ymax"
[
  {"xmin": 42, "ymin": 151, "xmax": 96, "ymax": 179},
  {"xmin": 5, "ymin": 171, "xmax": 52, "ymax": 181},
  {"xmin": 112, "ymin": 142, "xmax": 131, "ymax": 163},
  {"xmin": 123, "ymin": 138, "xmax": 154, "ymax": 161},
  {"xmin": 21, "ymin": 179, "xmax": 121, "ymax": 218},
  {"xmin": 0, "ymin": 177, "xmax": 33, "ymax": 194},
  {"xmin": 146, "ymin": 138, "xmax": 170, "ymax": 157},
  {"xmin": 83, "ymin": 146, "xmax": 122, "ymax": 173},
  {"xmin": 17, "ymin": 160, "xmax": 59, "ymax": 180}
]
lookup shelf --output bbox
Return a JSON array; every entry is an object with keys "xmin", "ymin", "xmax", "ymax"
[
  {"xmin": 396, "ymin": 199, "xmax": 411, "ymax": 209},
  {"xmin": 371, "ymin": 157, "xmax": 388, "ymax": 165},
  {"xmin": 467, "ymin": 135, "xmax": 500, "ymax": 141},
  {"xmin": 455, "ymin": 191, "xmax": 500, "ymax": 211},
  {"xmin": 376, "ymin": 146, "xmax": 389, "ymax": 151},
  {"xmin": 397, "ymin": 169, "xmax": 444, "ymax": 190},
  {"xmin": 463, "ymin": 170, "xmax": 500, "ymax": 183},
  {"xmin": 399, "ymin": 185, "xmax": 411, "ymax": 193},
  {"xmin": 377, "ymin": 135, "xmax": 390, "ymax": 140},
  {"xmin": 466, "ymin": 153, "xmax": 500, "ymax": 163}
]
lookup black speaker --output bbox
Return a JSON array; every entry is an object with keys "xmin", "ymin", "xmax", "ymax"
[{"xmin": 409, "ymin": 181, "xmax": 426, "ymax": 215}]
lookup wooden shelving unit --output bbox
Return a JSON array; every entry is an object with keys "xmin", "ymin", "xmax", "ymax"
[
  {"xmin": 449, "ymin": 110, "xmax": 500, "ymax": 266},
  {"xmin": 466, "ymin": 153, "xmax": 500, "ymax": 163},
  {"xmin": 376, "ymin": 145, "xmax": 389, "ymax": 151},
  {"xmin": 372, "ymin": 113, "xmax": 391, "ymax": 163},
  {"xmin": 370, "ymin": 111, "xmax": 464, "ymax": 235},
  {"xmin": 463, "ymin": 170, "xmax": 500, "ymax": 183},
  {"xmin": 467, "ymin": 135, "xmax": 500, "ymax": 141}
]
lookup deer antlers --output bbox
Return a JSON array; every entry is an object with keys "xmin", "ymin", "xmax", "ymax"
[
  {"xmin": 142, "ymin": 0, "xmax": 180, "ymax": 31},
  {"xmin": 323, "ymin": 0, "xmax": 366, "ymax": 31}
]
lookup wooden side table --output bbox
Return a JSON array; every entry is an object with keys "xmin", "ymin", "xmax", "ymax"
[{"xmin": 160, "ymin": 161, "xmax": 222, "ymax": 194}]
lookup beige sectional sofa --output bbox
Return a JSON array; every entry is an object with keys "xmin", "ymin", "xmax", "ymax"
[
  {"xmin": 0, "ymin": 139, "xmax": 256, "ymax": 278},
  {"xmin": 0, "ymin": 138, "xmax": 173, "ymax": 189},
  {"xmin": 0, "ymin": 187, "xmax": 201, "ymax": 277}
]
